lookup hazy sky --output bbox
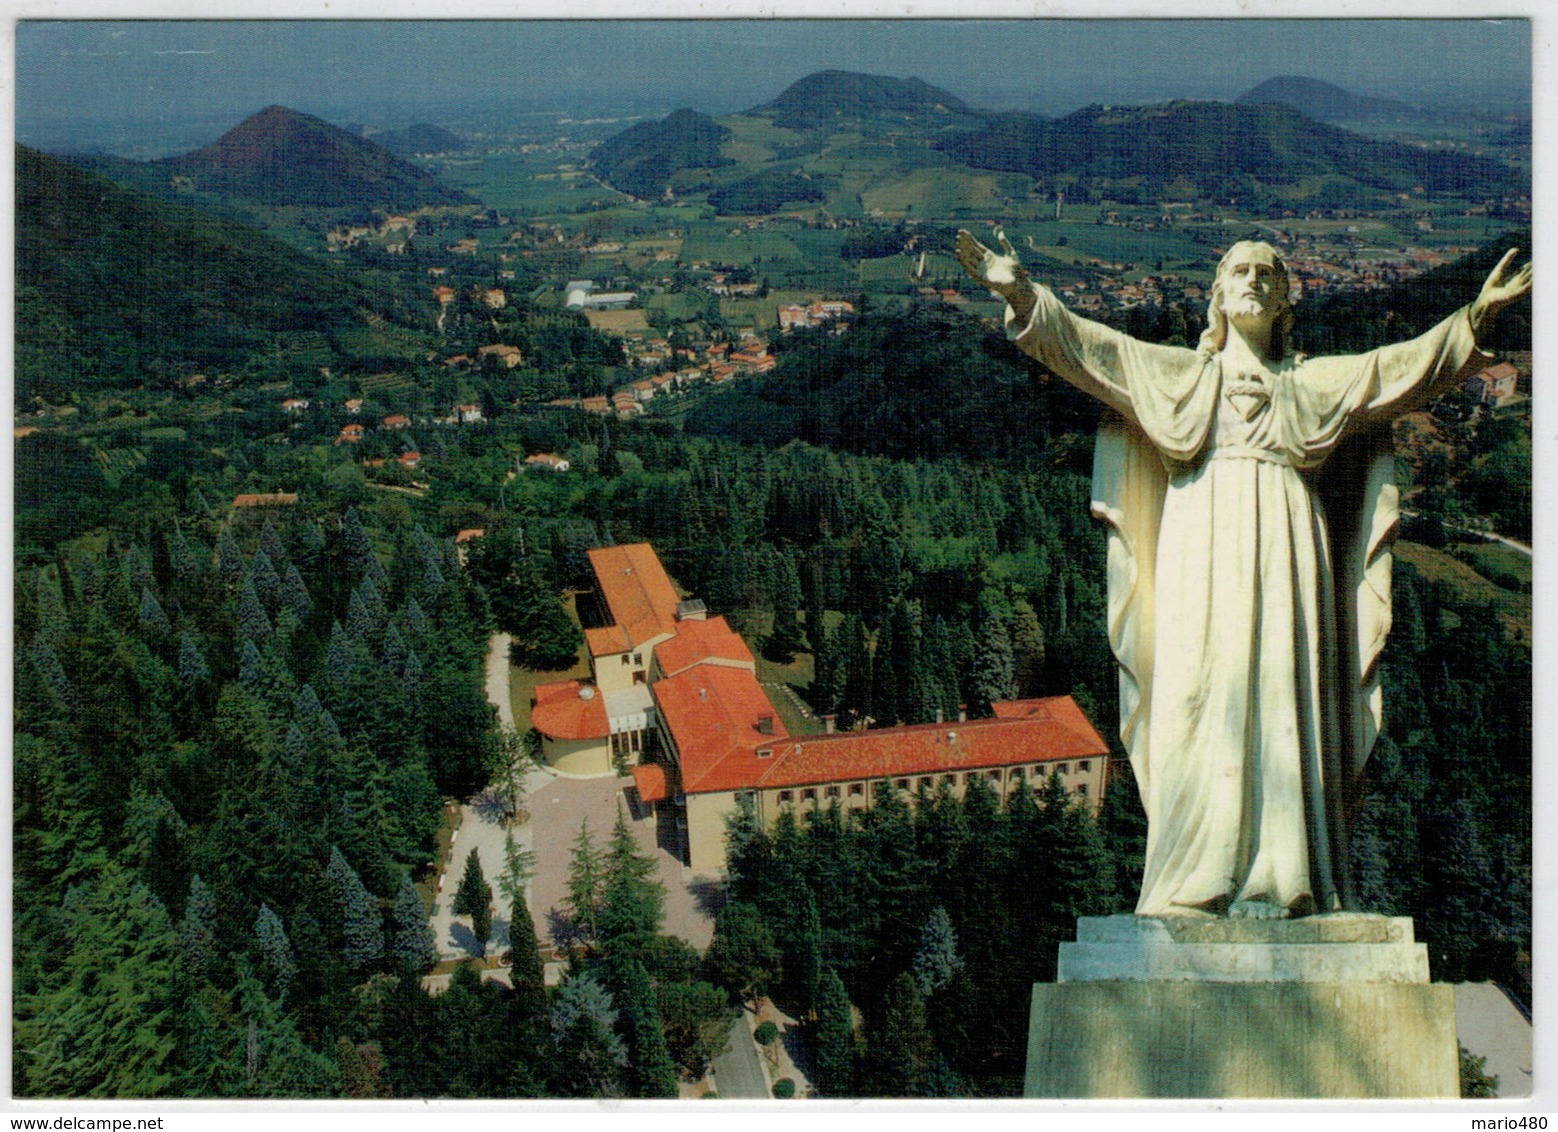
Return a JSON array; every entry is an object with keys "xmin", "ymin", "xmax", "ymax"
[{"xmin": 16, "ymin": 18, "xmax": 1532, "ymax": 147}]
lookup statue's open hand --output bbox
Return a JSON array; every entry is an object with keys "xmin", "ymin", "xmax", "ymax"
[
  {"xmin": 1478, "ymin": 248, "xmax": 1533, "ymax": 309},
  {"xmin": 1471, "ymin": 248, "xmax": 1532, "ymax": 345},
  {"xmin": 956, "ymin": 229, "xmax": 1029, "ymax": 291}
]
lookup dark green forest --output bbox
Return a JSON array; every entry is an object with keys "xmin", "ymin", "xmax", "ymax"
[{"xmin": 12, "ymin": 137, "xmax": 1532, "ymax": 1098}]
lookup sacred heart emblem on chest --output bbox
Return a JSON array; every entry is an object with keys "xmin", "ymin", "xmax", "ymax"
[{"xmin": 1224, "ymin": 379, "xmax": 1270, "ymax": 422}]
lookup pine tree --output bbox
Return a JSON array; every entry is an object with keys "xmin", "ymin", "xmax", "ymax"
[
  {"xmin": 249, "ymin": 549, "xmax": 282, "ymax": 610},
  {"xmin": 813, "ymin": 967, "xmax": 856, "ymax": 1097},
  {"xmin": 138, "ymin": 587, "xmax": 171, "ymax": 637},
  {"xmin": 280, "ymin": 562, "xmax": 313, "ymax": 622},
  {"xmin": 389, "ymin": 873, "xmax": 438, "ymax": 973},
  {"xmin": 566, "ymin": 819, "xmax": 604, "ymax": 944},
  {"xmin": 549, "ymin": 971, "xmax": 627, "ymax": 1097},
  {"xmin": 912, "ymin": 905, "xmax": 964, "ymax": 996},
  {"xmin": 258, "ymin": 519, "xmax": 289, "ymax": 574},
  {"xmin": 216, "ymin": 525, "xmax": 245, "ymax": 587},
  {"xmin": 169, "ymin": 524, "xmax": 200, "ymax": 581},
  {"xmin": 237, "ymin": 577, "xmax": 272, "ymax": 640},
  {"xmin": 346, "ymin": 587, "xmax": 377, "ymax": 644},
  {"xmin": 238, "ymin": 638, "xmax": 264, "ymax": 685},
  {"xmin": 327, "ymin": 847, "xmax": 385, "ymax": 971},
  {"xmin": 765, "ymin": 550, "xmax": 806, "ymax": 662},
  {"xmin": 969, "ymin": 610, "xmax": 1017, "ymax": 714},
  {"xmin": 616, "ymin": 959, "xmax": 679, "ymax": 1097},
  {"xmin": 705, "ymin": 901, "xmax": 780, "ymax": 1009},
  {"xmin": 178, "ymin": 874, "xmax": 219, "ymax": 983},
  {"xmin": 253, "ymin": 903, "xmax": 299, "ymax": 1001},
  {"xmin": 339, "ymin": 507, "xmax": 373, "ymax": 574},
  {"xmin": 452, "ymin": 851, "xmax": 493, "ymax": 958},
  {"xmin": 177, "ymin": 632, "xmax": 211, "ymax": 683},
  {"xmin": 786, "ymin": 887, "xmax": 824, "ymax": 1017},
  {"xmin": 597, "ymin": 809, "xmax": 665, "ymax": 949}
]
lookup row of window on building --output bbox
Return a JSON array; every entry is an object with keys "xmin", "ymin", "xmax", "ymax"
[{"xmin": 773, "ymin": 760, "xmax": 1094, "ymax": 807}]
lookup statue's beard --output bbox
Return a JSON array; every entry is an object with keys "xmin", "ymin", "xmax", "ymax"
[{"xmin": 1226, "ymin": 296, "xmax": 1272, "ymax": 321}]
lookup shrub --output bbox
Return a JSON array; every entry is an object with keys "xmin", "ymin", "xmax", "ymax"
[
  {"xmin": 754, "ymin": 1021, "xmax": 779, "ymax": 1046},
  {"xmin": 772, "ymin": 1077, "xmax": 796, "ymax": 1099}
]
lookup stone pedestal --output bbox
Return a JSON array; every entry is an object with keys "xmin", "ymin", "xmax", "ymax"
[{"xmin": 1024, "ymin": 914, "xmax": 1459, "ymax": 1098}]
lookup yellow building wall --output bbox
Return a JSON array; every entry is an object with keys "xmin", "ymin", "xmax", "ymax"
[
  {"xmin": 542, "ymin": 734, "xmax": 614, "ymax": 778},
  {"xmin": 592, "ymin": 631, "xmax": 673, "ymax": 693},
  {"xmin": 686, "ymin": 791, "xmax": 737, "ymax": 872}
]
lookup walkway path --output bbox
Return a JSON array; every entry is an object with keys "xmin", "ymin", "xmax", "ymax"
[
  {"xmin": 1455, "ymin": 982, "xmax": 1533, "ymax": 1097},
  {"xmin": 485, "ymin": 632, "xmax": 515, "ymax": 728},
  {"xmin": 711, "ymin": 1011, "xmax": 768, "ymax": 1099}
]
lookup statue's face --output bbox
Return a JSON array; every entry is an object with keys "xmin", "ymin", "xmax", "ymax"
[{"xmin": 1220, "ymin": 245, "xmax": 1288, "ymax": 326}]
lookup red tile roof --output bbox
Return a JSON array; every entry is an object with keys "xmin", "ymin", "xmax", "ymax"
[
  {"xmin": 669, "ymin": 694, "xmax": 1106, "ymax": 796},
  {"xmin": 654, "ymin": 665, "xmax": 787, "ymax": 793},
  {"xmin": 632, "ymin": 762, "xmax": 678, "ymax": 804},
  {"xmin": 454, "ymin": 528, "xmax": 486, "ymax": 543},
  {"xmin": 531, "ymin": 680, "xmax": 610, "ymax": 741},
  {"xmin": 585, "ymin": 624, "xmax": 632, "ymax": 658},
  {"xmin": 587, "ymin": 544, "xmax": 680, "ymax": 650},
  {"xmin": 654, "ymin": 615, "xmax": 754, "ymax": 678},
  {"xmin": 232, "ymin": 492, "xmax": 298, "ymax": 508}
]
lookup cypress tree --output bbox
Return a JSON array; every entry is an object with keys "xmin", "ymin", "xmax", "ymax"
[
  {"xmin": 254, "ymin": 903, "xmax": 299, "ymax": 1001},
  {"xmin": 617, "ymin": 959, "xmax": 679, "ymax": 1097},
  {"xmin": 813, "ymin": 967, "xmax": 856, "ymax": 1097},
  {"xmin": 327, "ymin": 847, "xmax": 384, "ymax": 970},
  {"xmin": 863, "ymin": 971, "xmax": 932, "ymax": 1096},
  {"xmin": 389, "ymin": 873, "xmax": 438, "ymax": 973},
  {"xmin": 452, "ymin": 851, "xmax": 493, "ymax": 958}
]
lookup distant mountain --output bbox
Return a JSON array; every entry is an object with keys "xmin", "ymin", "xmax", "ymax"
[
  {"xmin": 15, "ymin": 144, "xmax": 426, "ymax": 398},
  {"xmin": 590, "ymin": 108, "xmax": 732, "ymax": 200},
  {"xmin": 940, "ymin": 100, "xmax": 1521, "ymax": 199},
  {"xmin": 755, "ymin": 70, "xmax": 979, "ymax": 128},
  {"xmin": 1237, "ymin": 76, "xmax": 1420, "ymax": 122},
  {"xmin": 159, "ymin": 105, "xmax": 471, "ymax": 209},
  {"xmin": 374, "ymin": 123, "xmax": 466, "ymax": 156}
]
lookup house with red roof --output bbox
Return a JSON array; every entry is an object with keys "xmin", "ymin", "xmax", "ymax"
[{"xmin": 524, "ymin": 541, "xmax": 1111, "ymax": 871}]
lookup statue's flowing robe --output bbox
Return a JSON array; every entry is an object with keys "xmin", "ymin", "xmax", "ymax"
[{"xmin": 1007, "ymin": 286, "xmax": 1488, "ymax": 914}]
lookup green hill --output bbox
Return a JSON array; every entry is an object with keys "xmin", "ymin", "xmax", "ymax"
[
  {"xmin": 940, "ymin": 100, "xmax": 1522, "ymax": 200},
  {"xmin": 590, "ymin": 107, "xmax": 732, "ymax": 200},
  {"xmin": 1237, "ymin": 76, "xmax": 1420, "ymax": 122},
  {"xmin": 15, "ymin": 144, "xmax": 431, "ymax": 400},
  {"xmin": 756, "ymin": 69, "xmax": 981, "ymax": 129},
  {"xmin": 159, "ymin": 104, "xmax": 471, "ymax": 209}
]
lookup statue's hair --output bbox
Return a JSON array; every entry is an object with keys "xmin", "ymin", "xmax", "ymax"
[{"xmin": 1197, "ymin": 240, "xmax": 1295, "ymax": 358}]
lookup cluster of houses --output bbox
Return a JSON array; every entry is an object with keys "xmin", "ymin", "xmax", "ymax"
[
  {"xmin": 776, "ymin": 299, "xmax": 856, "ymax": 331},
  {"xmin": 549, "ymin": 332, "xmax": 778, "ymax": 421},
  {"xmin": 529, "ymin": 542, "xmax": 1111, "ymax": 872}
]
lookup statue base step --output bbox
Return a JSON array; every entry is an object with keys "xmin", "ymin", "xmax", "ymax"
[{"xmin": 1025, "ymin": 915, "xmax": 1458, "ymax": 1098}]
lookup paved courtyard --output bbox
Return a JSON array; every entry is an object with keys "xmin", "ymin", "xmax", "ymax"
[{"xmin": 529, "ymin": 770, "xmax": 723, "ymax": 953}]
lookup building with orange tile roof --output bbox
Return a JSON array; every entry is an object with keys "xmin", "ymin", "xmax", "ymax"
[
  {"xmin": 522, "ymin": 540, "xmax": 1110, "ymax": 869},
  {"xmin": 232, "ymin": 492, "xmax": 299, "ymax": 509}
]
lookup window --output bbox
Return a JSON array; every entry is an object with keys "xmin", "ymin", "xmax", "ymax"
[
  {"xmin": 1010, "ymin": 767, "xmax": 1025, "ymax": 780},
  {"xmin": 987, "ymin": 770, "xmax": 1001, "ymax": 781},
  {"xmin": 941, "ymin": 774, "xmax": 955, "ymax": 786},
  {"xmin": 621, "ymin": 655, "xmax": 630, "ymax": 665},
  {"xmin": 825, "ymin": 785, "xmax": 841, "ymax": 799},
  {"xmin": 848, "ymin": 783, "xmax": 864, "ymax": 797},
  {"xmin": 1057, "ymin": 763, "xmax": 1071, "ymax": 775},
  {"xmin": 1075, "ymin": 784, "xmax": 1089, "ymax": 797},
  {"xmin": 1078, "ymin": 760, "xmax": 1092, "ymax": 773},
  {"xmin": 802, "ymin": 788, "xmax": 817, "ymax": 802},
  {"xmin": 633, "ymin": 653, "xmax": 642, "ymax": 665},
  {"xmin": 778, "ymin": 790, "xmax": 793, "ymax": 804},
  {"xmin": 757, "ymin": 747, "xmax": 773, "ymax": 759},
  {"xmin": 895, "ymin": 778, "xmax": 910, "ymax": 791},
  {"xmin": 918, "ymin": 777, "xmax": 933, "ymax": 791}
]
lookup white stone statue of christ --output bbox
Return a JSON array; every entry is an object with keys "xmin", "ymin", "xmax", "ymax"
[{"xmin": 957, "ymin": 230, "xmax": 1530, "ymax": 919}]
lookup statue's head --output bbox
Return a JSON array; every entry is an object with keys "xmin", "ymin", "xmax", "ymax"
[{"xmin": 1198, "ymin": 241, "xmax": 1294, "ymax": 358}]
